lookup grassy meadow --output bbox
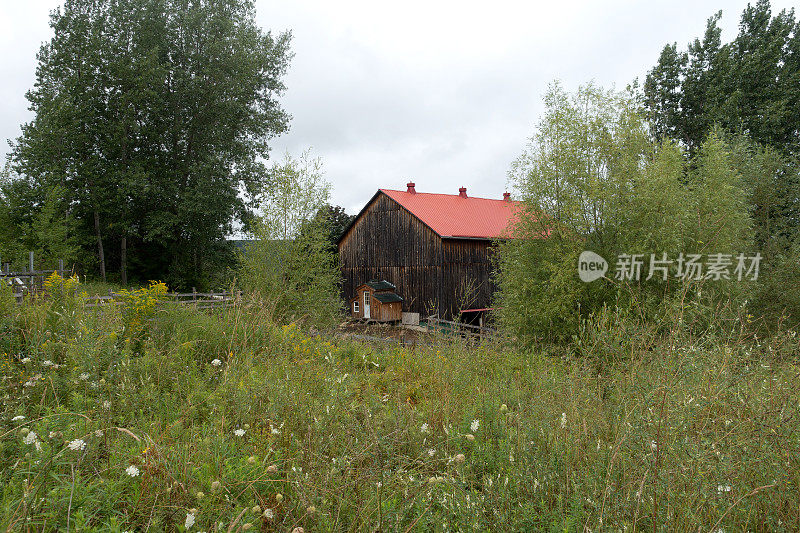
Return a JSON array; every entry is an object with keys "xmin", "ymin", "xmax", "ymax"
[{"xmin": 1, "ymin": 280, "xmax": 799, "ymax": 532}]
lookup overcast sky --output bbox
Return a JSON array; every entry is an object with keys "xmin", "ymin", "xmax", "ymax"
[{"xmin": 1, "ymin": 0, "xmax": 797, "ymax": 214}]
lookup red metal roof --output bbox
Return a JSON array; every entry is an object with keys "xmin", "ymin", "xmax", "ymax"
[{"xmin": 380, "ymin": 189, "xmax": 520, "ymax": 239}]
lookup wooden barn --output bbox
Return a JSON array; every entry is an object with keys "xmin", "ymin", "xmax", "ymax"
[
  {"xmin": 349, "ymin": 280, "xmax": 403, "ymax": 322},
  {"xmin": 337, "ymin": 183, "xmax": 520, "ymax": 321}
]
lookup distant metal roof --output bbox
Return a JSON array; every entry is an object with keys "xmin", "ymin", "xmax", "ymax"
[
  {"xmin": 374, "ymin": 292, "xmax": 403, "ymax": 303},
  {"xmin": 380, "ymin": 189, "xmax": 521, "ymax": 239},
  {"xmin": 366, "ymin": 280, "xmax": 396, "ymax": 291}
]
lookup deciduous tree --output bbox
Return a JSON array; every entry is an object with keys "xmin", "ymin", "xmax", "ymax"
[{"xmin": 9, "ymin": 0, "xmax": 292, "ymax": 288}]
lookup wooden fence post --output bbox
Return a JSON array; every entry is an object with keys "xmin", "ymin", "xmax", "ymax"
[{"xmin": 29, "ymin": 251, "xmax": 34, "ymax": 273}]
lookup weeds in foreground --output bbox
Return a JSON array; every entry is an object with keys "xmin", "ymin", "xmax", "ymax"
[{"xmin": 1, "ymin": 284, "xmax": 799, "ymax": 531}]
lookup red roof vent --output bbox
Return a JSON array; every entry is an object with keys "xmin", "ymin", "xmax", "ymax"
[
  {"xmin": 458, "ymin": 187, "xmax": 468, "ymax": 198},
  {"xmin": 503, "ymin": 192, "xmax": 511, "ymax": 202},
  {"xmin": 406, "ymin": 182, "xmax": 416, "ymax": 193}
]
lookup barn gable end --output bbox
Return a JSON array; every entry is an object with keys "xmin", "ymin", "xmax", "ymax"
[{"xmin": 340, "ymin": 192, "xmax": 442, "ymax": 317}]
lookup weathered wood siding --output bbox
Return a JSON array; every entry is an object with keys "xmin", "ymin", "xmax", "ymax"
[
  {"xmin": 339, "ymin": 192, "xmax": 497, "ymax": 319},
  {"xmin": 375, "ymin": 301, "xmax": 402, "ymax": 322},
  {"xmin": 440, "ymin": 238, "xmax": 496, "ymax": 317},
  {"xmin": 340, "ymin": 194, "xmax": 443, "ymax": 316}
]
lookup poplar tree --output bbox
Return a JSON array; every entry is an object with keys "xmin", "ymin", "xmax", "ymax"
[{"xmin": 9, "ymin": 0, "xmax": 291, "ymax": 288}]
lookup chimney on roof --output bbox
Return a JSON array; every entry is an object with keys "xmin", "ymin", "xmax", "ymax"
[
  {"xmin": 406, "ymin": 182, "xmax": 416, "ymax": 194},
  {"xmin": 459, "ymin": 187, "xmax": 468, "ymax": 198},
  {"xmin": 503, "ymin": 192, "xmax": 511, "ymax": 202}
]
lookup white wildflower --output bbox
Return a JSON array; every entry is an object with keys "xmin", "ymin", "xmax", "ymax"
[
  {"xmin": 717, "ymin": 484, "xmax": 732, "ymax": 493},
  {"xmin": 21, "ymin": 357, "xmax": 30, "ymax": 363},
  {"xmin": 95, "ymin": 430, "xmax": 104, "ymax": 438},
  {"xmin": 428, "ymin": 448, "xmax": 436, "ymax": 457},
  {"xmin": 270, "ymin": 427, "xmax": 280, "ymax": 435},
  {"xmin": 67, "ymin": 439, "xmax": 86, "ymax": 451},
  {"xmin": 79, "ymin": 373, "xmax": 90, "ymax": 381},
  {"xmin": 210, "ymin": 359, "xmax": 222, "ymax": 367},
  {"xmin": 560, "ymin": 412, "xmax": 567, "ymax": 429},
  {"xmin": 263, "ymin": 508, "xmax": 274, "ymax": 520},
  {"xmin": 470, "ymin": 419, "xmax": 480, "ymax": 432},
  {"xmin": 184, "ymin": 511, "xmax": 195, "ymax": 529},
  {"xmin": 420, "ymin": 423, "xmax": 429, "ymax": 434},
  {"xmin": 650, "ymin": 440, "xmax": 658, "ymax": 451},
  {"xmin": 234, "ymin": 429, "xmax": 246, "ymax": 437},
  {"xmin": 42, "ymin": 360, "xmax": 53, "ymax": 367},
  {"xmin": 23, "ymin": 431, "xmax": 38, "ymax": 446},
  {"xmin": 11, "ymin": 415, "xmax": 25, "ymax": 422},
  {"xmin": 125, "ymin": 465, "xmax": 140, "ymax": 477}
]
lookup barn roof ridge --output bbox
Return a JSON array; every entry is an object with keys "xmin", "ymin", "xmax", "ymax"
[
  {"xmin": 379, "ymin": 188, "xmax": 516, "ymax": 204},
  {"xmin": 336, "ymin": 187, "xmax": 522, "ymax": 245},
  {"xmin": 380, "ymin": 188, "xmax": 520, "ymax": 240}
]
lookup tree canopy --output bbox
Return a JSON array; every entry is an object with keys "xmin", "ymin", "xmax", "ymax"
[
  {"xmin": 643, "ymin": 1, "xmax": 800, "ymax": 156},
  {"xmin": 5, "ymin": 0, "xmax": 291, "ymax": 288},
  {"xmin": 498, "ymin": 83, "xmax": 755, "ymax": 343}
]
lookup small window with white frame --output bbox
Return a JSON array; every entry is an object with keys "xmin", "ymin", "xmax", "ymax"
[{"xmin": 353, "ymin": 300, "xmax": 359, "ymax": 313}]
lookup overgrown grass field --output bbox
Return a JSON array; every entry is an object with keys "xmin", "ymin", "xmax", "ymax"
[{"xmin": 1, "ymin": 280, "xmax": 799, "ymax": 531}]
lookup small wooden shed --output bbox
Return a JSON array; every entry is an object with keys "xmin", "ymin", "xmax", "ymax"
[{"xmin": 349, "ymin": 280, "xmax": 403, "ymax": 322}]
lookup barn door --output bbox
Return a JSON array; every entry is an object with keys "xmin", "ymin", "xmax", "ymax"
[{"xmin": 363, "ymin": 291, "xmax": 371, "ymax": 319}]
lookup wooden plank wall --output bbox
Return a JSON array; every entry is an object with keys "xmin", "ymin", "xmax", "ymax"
[
  {"xmin": 340, "ymin": 194, "xmax": 442, "ymax": 316},
  {"xmin": 441, "ymin": 239, "xmax": 495, "ymax": 317},
  {"xmin": 339, "ymin": 192, "xmax": 497, "ymax": 319}
]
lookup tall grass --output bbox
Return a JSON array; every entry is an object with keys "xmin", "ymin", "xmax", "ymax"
[{"xmin": 1, "ymin": 287, "xmax": 798, "ymax": 531}]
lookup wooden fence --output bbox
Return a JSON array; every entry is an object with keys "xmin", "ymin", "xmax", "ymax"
[
  {"xmin": 425, "ymin": 315, "xmax": 497, "ymax": 338},
  {"xmin": 0, "ymin": 254, "xmax": 69, "ymax": 302},
  {"xmin": 86, "ymin": 289, "xmax": 240, "ymax": 310}
]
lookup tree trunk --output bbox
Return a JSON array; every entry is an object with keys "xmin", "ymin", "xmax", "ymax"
[
  {"xmin": 121, "ymin": 236, "xmax": 127, "ymax": 286},
  {"xmin": 94, "ymin": 210, "xmax": 106, "ymax": 282}
]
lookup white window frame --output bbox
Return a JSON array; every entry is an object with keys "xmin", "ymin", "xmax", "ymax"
[{"xmin": 353, "ymin": 300, "xmax": 359, "ymax": 313}]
